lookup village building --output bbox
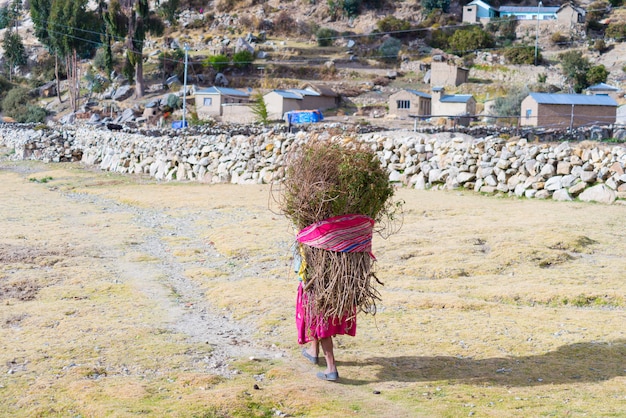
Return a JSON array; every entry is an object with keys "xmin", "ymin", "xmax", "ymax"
[
  {"xmin": 429, "ymin": 61, "xmax": 469, "ymax": 87},
  {"xmin": 194, "ymin": 86, "xmax": 251, "ymax": 120},
  {"xmin": 263, "ymin": 85, "xmax": 339, "ymax": 120},
  {"xmin": 584, "ymin": 83, "xmax": 621, "ymax": 100},
  {"xmin": 431, "ymin": 87, "xmax": 476, "ymax": 126},
  {"xmin": 462, "ymin": 1, "xmax": 584, "ymax": 24},
  {"xmin": 520, "ymin": 92, "xmax": 617, "ymax": 128},
  {"xmin": 388, "ymin": 89, "xmax": 431, "ymax": 118}
]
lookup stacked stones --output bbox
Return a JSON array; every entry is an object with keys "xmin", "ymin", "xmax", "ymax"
[{"xmin": 1, "ymin": 124, "xmax": 625, "ymax": 204}]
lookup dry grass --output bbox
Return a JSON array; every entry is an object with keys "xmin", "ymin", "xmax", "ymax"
[{"xmin": 0, "ymin": 161, "xmax": 625, "ymax": 417}]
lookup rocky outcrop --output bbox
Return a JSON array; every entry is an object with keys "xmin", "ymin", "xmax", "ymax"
[{"xmin": 1, "ymin": 124, "xmax": 625, "ymax": 204}]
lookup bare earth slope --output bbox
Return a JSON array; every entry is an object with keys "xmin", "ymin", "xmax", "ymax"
[{"xmin": 0, "ymin": 159, "xmax": 625, "ymax": 417}]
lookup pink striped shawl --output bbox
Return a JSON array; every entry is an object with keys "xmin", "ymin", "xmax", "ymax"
[{"xmin": 296, "ymin": 214, "xmax": 375, "ymax": 258}]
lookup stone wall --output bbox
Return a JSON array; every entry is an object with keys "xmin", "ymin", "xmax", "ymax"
[{"xmin": 1, "ymin": 124, "xmax": 625, "ymax": 204}]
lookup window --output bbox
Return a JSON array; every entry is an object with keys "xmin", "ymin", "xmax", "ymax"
[
  {"xmin": 526, "ymin": 109, "xmax": 532, "ymax": 119},
  {"xmin": 397, "ymin": 100, "xmax": 410, "ymax": 109},
  {"xmin": 203, "ymin": 97, "xmax": 213, "ymax": 106}
]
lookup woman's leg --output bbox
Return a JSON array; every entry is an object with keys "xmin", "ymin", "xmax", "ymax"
[
  {"xmin": 304, "ymin": 338, "xmax": 319, "ymax": 358},
  {"xmin": 319, "ymin": 337, "xmax": 337, "ymax": 374}
]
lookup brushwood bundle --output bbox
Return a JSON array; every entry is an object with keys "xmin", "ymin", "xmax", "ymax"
[{"xmin": 277, "ymin": 139, "xmax": 401, "ymax": 323}]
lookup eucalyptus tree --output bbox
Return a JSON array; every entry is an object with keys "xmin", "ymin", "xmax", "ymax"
[
  {"xmin": 31, "ymin": 0, "xmax": 63, "ymax": 102},
  {"xmin": 104, "ymin": 0, "xmax": 164, "ymax": 98},
  {"xmin": 47, "ymin": 0, "xmax": 100, "ymax": 111}
]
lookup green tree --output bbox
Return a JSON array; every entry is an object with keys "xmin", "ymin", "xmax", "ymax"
[
  {"xmin": 0, "ymin": 6, "xmax": 9, "ymax": 29},
  {"xmin": 250, "ymin": 92, "xmax": 269, "ymax": 125},
  {"xmin": 421, "ymin": 0, "xmax": 450, "ymax": 13},
  {"xmin": 203, "ymin": 54, "xmax": 229, "ymax": 72},
  {"xmin": 2, "ymin": 30, "xmax": 26, "ymax": 81},
  {"xmin": 448, "ymin": 26, "xmax": 494, "ymax": 54},
  {"xmin": 559, "ymin": 50, "xmax": 590, "ymax": 92},
  {"xmin": 31, "ymin": 0, "xmax": 64, "ymax": 102},
  {"xmin": 233, "ymin": 50, "xmax": 254, "ymax": 70},
  {"xmin": 157, "ymin": 0, "xmax": 180, "ymax": 24},
  {"xmin": 587, "ymin": 64, "xmax": 609, "ymax": 86},
  {"xmin": 376, "ymin": 16, "xmax": 412, "ymax": 37},
  {"xmin": 1, "ymin": 86, "xmax": 47, "ymax": 123},
  {"xmin": 104, "ymin": 0, "xmax": 165, "ymax": 98},
  {"xmin": 377, "ymin": 37, "xmax": 402, "ymax": 63},
  {"xmin": 490, "ymin": 87, "xmax": 530, "ymax": 119},
  {"xmin": 316, "ymin": 27, "xmax": 338, "ymax": 47},
  {"xmin": 504, "ymin": 45, "xmax": 539, "ymax": 65},
  {"xmin": 48, "ymin": 0, "xmax": 100, "ymax": 111}
]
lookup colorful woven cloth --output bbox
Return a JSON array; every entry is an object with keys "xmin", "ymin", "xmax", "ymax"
[{"xmin": 296, "ymin": 214, "xmax": 375, "ymax": 257}]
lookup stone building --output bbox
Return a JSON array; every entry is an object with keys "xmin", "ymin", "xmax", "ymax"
[{"xmin": 388, "ymin": 89, "xmax": 431, "ymax": 118}]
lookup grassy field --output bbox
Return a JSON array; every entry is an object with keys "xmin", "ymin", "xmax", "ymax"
[{"xmin": 0, "ymin": 160, "xmax": 624, "ymax": 417}]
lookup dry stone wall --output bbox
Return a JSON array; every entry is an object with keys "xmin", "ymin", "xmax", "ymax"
[{"xmin": 1, "ymin": 124, "xmax": 625, "ymax": 205}]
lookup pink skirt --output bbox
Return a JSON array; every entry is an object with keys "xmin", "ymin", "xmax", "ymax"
[{"xmin": 296, "ymin": 282, "xmax": 356, "ymax": 344}]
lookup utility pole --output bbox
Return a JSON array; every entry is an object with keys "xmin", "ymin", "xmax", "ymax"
[
  {"xmin": 535, "ymin": 1, "xmax": 542, "ymax": 66},
  {"xmin": 182, "ymin": 43, "xmax": 190, "ymax": 128}
]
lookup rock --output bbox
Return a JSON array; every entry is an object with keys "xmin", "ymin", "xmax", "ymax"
[
  {"xmin": 578, "ymin": 184, "xmax": 616, "ymax": 204},
  {"xmin": 113, "ymin": 85, "xmax": 133, "ymax": 101},
  {"xmin": 215, "ymin": 73, "xmax": 229, "ymax": 87},
  {"xmin": 580, "ymin": 171, "xmax": 597, "ymax": 183},
  {"xmin": 553, "ymin": 188, "xmax": 572, "ymax": 201},
  {"xmin": 544, "ymin": 176, "xmax": 563, "ymax": 191}
]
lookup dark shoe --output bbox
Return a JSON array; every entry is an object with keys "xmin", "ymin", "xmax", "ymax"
[
  {"xmin": 302, "ymin": 348, "xmax": 318, "ymax": 365},
  {"xmin": 316, "ymin": 371, "xmax": 339, "ymax": 381}
]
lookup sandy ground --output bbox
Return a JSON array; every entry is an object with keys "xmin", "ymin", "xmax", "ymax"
[{"xmin": 0, "ymin": 158, "xmax": 625, "ymax": 417}]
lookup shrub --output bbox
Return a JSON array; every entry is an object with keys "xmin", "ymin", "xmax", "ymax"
[
  {"xmin": 250, "ymin": 92, "xmax": 269, "ymax": 125},
  {"xmin": 605, "ymin": 22, "xmax": 626, "ymax": 40},
  {"xmin": 591, "ymin": 38, "xmax": 607, "ymax": 53},
  {"xmin": 316, "ymin": 27, "xmax": 338, "ymax": 47},
  {"xmin": 447, "ymin": 26, "xmax": 494, "ymax": 55},
  {"xmin": 232, "ymin": 50, "xmax": 254, "ymax": 69},
  {"xmin": 377, "ymin": 37, "xmax": 402, "ymax": 63},
  {"xmin": 559, "ymin": 50, "xmax": 591, "ymax": 92},
  {"xmin": 376, "ymin": 16, "xmax": 411, "ymax": 35},
  {"xmin": 550, "ymin": 31, "xmax": 568, "ymax": 45},
  {"xmin": 490, "ymin": 87, "xmax": 529, "ymax": 120},
  {"xmin": 421, "ymin": 0, "xmax": 450, "ymax": 13},
  {"xmin": 504, "ymin": 45, "xmax": 538, "ymax": 65},
  {"xmin": 159, "ymin": 48, "xmax": 186, "ymax": 79},
  {"xmin": 343, "ymin": 0, "xmax": 361, "ymax": 17},
  {"xmin": 486, "ymin": 16, "xmax": 517, "ymax": 42},
  {"xmin": 204, "ymin": 54, "xmax": 229, "ymax": 72},
  {"xmin": 587, "ymin": 64, "xmax": 608, "ymax": 85}
]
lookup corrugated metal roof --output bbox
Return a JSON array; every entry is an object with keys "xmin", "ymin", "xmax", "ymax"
[
  {"xmin": 195, "ymin": 87, "xmax": 250, "ymax": 96},
  {"xmin": 529, "ymin": 93, "xmax": 618, "ymax": 106},
  {"xmin": 271, "ymin": 90, "xmax": 303, "ymax": 100},
  {"xmin": 499, "ymin": 6, "xmax": 559, "ymax": 13},
  {"xmin": 406, "ymin": 89, "xmax": 431, "ymax": 99},
  {"xmin": 288, "ymin": 88, "xmax": 320, "ymax": 97},
  {"xmin": 586, "ymin": 83, "xmax": 620, "ymax": 92},
  {"xmin": 440, "ymin": 94, "xmax": 473, "ymax": 103}
]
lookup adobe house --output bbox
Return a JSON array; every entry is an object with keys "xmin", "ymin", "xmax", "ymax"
[
  {"xmin": 264, "ymin": 85, "xmax": 339, "ymax": 120},
  {"xmin": 194, "ymin": 86, "xmax": 251, "ymax": 119},
  {"xmin": 520, "ymin": 92, "xmax": 617, "ymax": 128},
  {"xmin": 556, "ymin": 3, "xmax": 586, "ymax": 24},
  {"xmin": 462, "ymin": 0, "xmax": 499, "ymax": 23},
  {"xmin": 584, "ymin": 83, "xmax": 621, "ymax": 100},
  {"xmin": 429, "ymin": 61, "xmax": 469, "ymax": 88},
  {"xmin": 388, "ymin": 89, "xmax": 431, "ymax": 118},
  {"xmin": 431, "ymin": 87, "xmax": 476, "ymax": 126}
]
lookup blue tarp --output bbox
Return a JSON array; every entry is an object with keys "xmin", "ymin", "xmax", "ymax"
[
  {"xmin": 284, "ymin": 110, "xmax": 324, "ymax": 124},
  {"xmin": 172, "ymin": 120, "xmax": 189, "ymax": 129}
]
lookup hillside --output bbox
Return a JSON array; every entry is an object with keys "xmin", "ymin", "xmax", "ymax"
[{"xmin": 0, "ymin": 0, "xmax": 625, "ymax": 125}]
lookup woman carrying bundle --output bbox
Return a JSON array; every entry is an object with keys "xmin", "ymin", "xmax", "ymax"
[{"xmin": 277, "ymin": 140, "xmax": 401, "ymax": 382}]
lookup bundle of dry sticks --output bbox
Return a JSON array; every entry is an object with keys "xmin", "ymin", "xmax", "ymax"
[{"xmin": 277, "ymin": 139, "xmax": 402, "ymax": 323}]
